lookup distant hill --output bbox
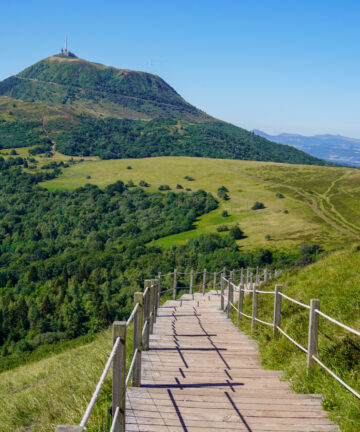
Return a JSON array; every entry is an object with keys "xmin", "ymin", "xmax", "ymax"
[
  {"xmin": 0, "ymin": 54, "xmax": 332, "ymax": 165},
  {"xmin": 254, "ymin": 129, "xmax": 360, "ymax": 167}
]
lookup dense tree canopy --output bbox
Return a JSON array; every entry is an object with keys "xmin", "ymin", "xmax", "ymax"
[{"xmin": 54, "ymin": 116, "xmax": 333, "ymax": 165}]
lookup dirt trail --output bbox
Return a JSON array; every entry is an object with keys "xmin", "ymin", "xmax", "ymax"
[{"xmin": 245, "ymin": 172, "xmax": 360, "ymax": 241}]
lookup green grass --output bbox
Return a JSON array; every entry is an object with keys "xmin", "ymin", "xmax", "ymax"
[
  {"xmin": 230, "ymin": 247, "xmax": 360, "ymax": 432},
  {"xmin": 40, "ymin": 156, "xmax": 360, "ymax": 251},
  {"xmin": 0, "ymin": 325, "xmax": 135, "ymax": 432}
]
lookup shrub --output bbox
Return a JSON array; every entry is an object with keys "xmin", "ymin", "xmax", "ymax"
[
  {"xmin": 229, "ymin": 224, "xmax": 244, "ymax": 240},
  {"xmin": 159, "ymin": 184, "xmax": 171, "ymax": 191},
  {"xmin": 176, "ymin": 184, "xmax": 183, "ymax": 189},
  {"xmin": 126, "ymin": 166, "xmax": 132, "ymax": 170},
  {"xmin": 284, "ymin": 209, "xmax": 289, "ymax": 214},
  {"xmin": 276, "ymin": 193, "xmax": 285, "ymax": 198},
  {"xmin": 139, "ymin": 180, "xmax": 150, "ymax": 187},
  {"xmin": 86, "ymin": 176, "xmax": 91, "ymax": 179},
  {"xmin": 222, "ymin": 210, "xmax": 229, "ymax": 217},
  {"xmin": 216, "ymin": 225, "xmax": 229, "ymax": 232},
  {"xmin": 184, "ymin": 175, "xmax": 194, "ymax": 181},
  {"xmin": 252, "ymin": 201, "xmax": 265, "ymax": 210},
  {"xmin": 217, "ymin": 186, "xmax": 230, "ymax": 201},
  {"xmin": 10, "ymin": 149, "xmax": 18, "ymax": 155},
  {"xmin": 127, "ymin": 180, "xmax": 135, "ymax": 187},
  {"xmin": 265, "ymin": 234, "xmax": 271, "ymax": 241}
]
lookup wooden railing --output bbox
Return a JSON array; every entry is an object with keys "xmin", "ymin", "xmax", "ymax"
[
  {"xmin": 55, "ymin": 267, "xmax": 274, "ymax": 431},
  {"xmin": 221, "ymin": 272, "xmax": 360, "ymax": 400}
]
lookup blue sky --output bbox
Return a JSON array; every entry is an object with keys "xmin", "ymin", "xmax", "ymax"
[{"xmin": 1, "ymin": 0, "xmax": 360, "ymax": 136}]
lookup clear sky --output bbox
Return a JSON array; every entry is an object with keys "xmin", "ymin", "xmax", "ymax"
[{"xmin": 1, "ymin": 0, "xmax": 360, "ymax": 137}]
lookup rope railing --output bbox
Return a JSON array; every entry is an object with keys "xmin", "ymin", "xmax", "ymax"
[
  {"xmin": 125, "ymin": 348, "xmax": 139, "ymax": 388},
  {"xmin": 126, "ymin": 302, "xmax": 139, "ymax": 327},
  {"xmin": 279, "ymin": 292, "xmax": 310, "ymax": 310},
  {"xmin": 254, "ymin": 317, "xmax": 273, "ymax": 327},
  {"xmin": 276, "ymin": 326, "xmax": 308, "ymax": 353},
  {"xmin": 312, "ymin": 355, "xmax": 360, "ymax": 400},
  {"xmin": 218, "ymin": 275, "xmax": 360, "ymax": 402},
  {"xmin": 109, "ymin": 407, "xmax": 120, "ymax": 432},
  {"xmin": 79, "ymin": 336, "xmax": 121, "ymax": 428},
  {"xmin": 315, "ymin": 309, "xmax": 360, "ymax": 337}
]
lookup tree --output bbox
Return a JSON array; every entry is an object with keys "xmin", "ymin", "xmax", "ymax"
[
  {"xmin": 251, "ymin": 201, "xmax": 265, "ymax": 210},
  {"xmin": 229, "ymin": 224, "xmax": 244, "ymax": 240}
]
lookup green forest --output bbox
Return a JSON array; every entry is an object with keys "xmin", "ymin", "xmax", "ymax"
[
  {"xmin": 54, "ymin": 116, "xmax": 331, "ymax": 165},
  {"xmin": 0, "ymin": 119, "xmax": 50, "ymax": 149}
]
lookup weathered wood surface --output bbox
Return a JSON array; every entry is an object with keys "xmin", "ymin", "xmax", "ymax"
[{"xmin": 126, "ymin": 291, "xmax": 339, "ymax": 431}]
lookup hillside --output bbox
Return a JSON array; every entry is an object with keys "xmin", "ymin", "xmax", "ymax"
[
  {"xmin": 0, "ymin": 55, "xmax": 332, "ymax": 165},
  {"xmin": 0, "ymin": 328, "xmax": 114, "ymax": 432},
  {"xmin": 254, "ymin": 129, "xmax": 360, "ymax": 167},
  {"xmin": 236, "ymin": 247, "xmax": 360, "ymax": 432},
  {"xmin": 41, "ymin": 156, "xmax": 360, "ymax": 250}
]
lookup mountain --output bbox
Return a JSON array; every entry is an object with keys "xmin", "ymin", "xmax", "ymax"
[
  {"xmin": 254, "ymin": 129, "xmax": 360, "ymax": 167},
  {"xmin": 0, "ymin": 55, "xmax": 211, "ymax": 122},
  {"xmin": 0, "ymin": 54, "xmax": 332, "ymax": 165}
]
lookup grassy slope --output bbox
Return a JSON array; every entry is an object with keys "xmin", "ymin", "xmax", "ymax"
[
  {"xmin": 234, "ymin": 247, "xmax": 360, "ymax": 432},
  {"xmin": 0, "ymin": 327, "xmax": 134, "ymax": 432},
  {"xmin": 41, "ymin": 156, "xmax": 360, "ymax": 251},
  {"xmin": 0, "ymin": 56, "xmax": 210, "ymax": 123}
]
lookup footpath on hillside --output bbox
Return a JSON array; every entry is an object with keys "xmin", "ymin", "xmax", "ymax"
[{"xmin": 125, "ymin": 291, "xmax": 339, "ymax": 431}]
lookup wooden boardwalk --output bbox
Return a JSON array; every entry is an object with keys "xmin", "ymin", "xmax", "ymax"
[{"xmin": 126, "ymin": 291, "xmax": 339, "ymax": 432}]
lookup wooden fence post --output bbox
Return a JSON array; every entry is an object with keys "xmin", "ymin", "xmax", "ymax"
[
  {"xmin": 213, "ymin": 271, "xmax": 217, "ymax": 290},
  {"xmin": 264, "ymin": 268, "xmax": 268, "ymax": 282},
  {"xmin": 307, "ymin": 299, "xmax": 320, "ymax": 373},
  {"xmin": 172, "ymin": 269, "xmax": 177, "ymax": 300},
  {"xmin": 220, "ymin": 273, "xmax": 225, "ymax": 310},
  {"xmin": 113, "ymin": 321, "xmax": 126, "ymax": 432},
  {"xmin": 226, "ymin": 277, "xmax": 230, "ymax": 318},
  {"xmin": 158, "ymin": 272, "xmax": 162, "ymax": 298},
  {"xmin": 152, "ymin": 279, "xmax": 158, "ymax": 325},
  {"xmin": 227, "ymin": 272, "xmax": 233, "ymax": 318},
  {"xmin": 246, "ymin": 267, "xmax": 249, "ymax": 286},
  {"xmin": 202, "ymin": 269, "xmax": 207, "ymax": 295},
  {"xmin": 237, "ymin": 269, "xmax": 244, "ymax": 325},
  {"xmin": 133, "ymin": 292, "xmax": 143, "ymax": 387},
  {"xmin": 251, "ymin": 274, "xmax": 257, "ymax": 332},
  {"xmin": 143, "ymin": 280, "xmax": 151, "ymax": 351},
  {"xmin": 273, "ymin": 284, "xmax": 282, "ymax": 337},
  {"xmin": 149, "ymin": 281, "xmax": 155, "ymax": 334},
  {"xmin": 156, "ymin": 277, "xmax": 160, "ymax": 310},
  {"xmin": 189, "ymin": 269, "xmax": 194, "ymax": 294}
]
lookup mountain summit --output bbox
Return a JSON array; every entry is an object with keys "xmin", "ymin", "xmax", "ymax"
[
  {"xmin": 0, "ymin": 55, "xmax": 333, "ymax": 165},
  {"xmin": 0, "ymin": 55, "xmax": 210, "ymax": 122}
]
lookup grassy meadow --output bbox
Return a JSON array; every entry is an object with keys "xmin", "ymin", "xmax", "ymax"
[
  {"xmin": 37, "ymin": 155, "xmax": 360, "ymax": 251},
  {"xmin": 0, "ymin": 326, "xmax": 136, "ymax": 432}
]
